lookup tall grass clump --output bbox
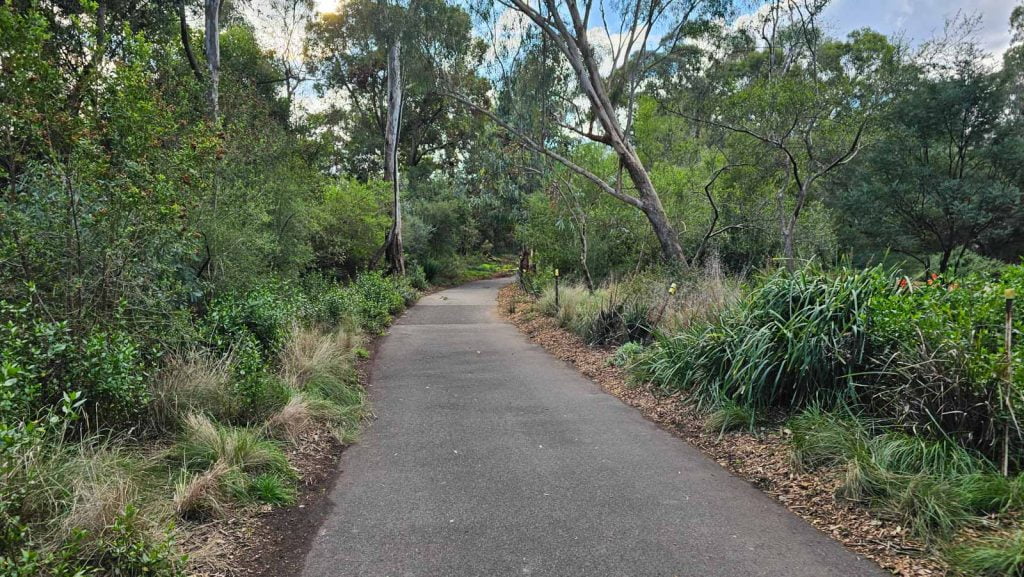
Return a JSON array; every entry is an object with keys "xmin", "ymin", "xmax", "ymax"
[
  {"xmin": 660, "ymin": 256, "xmax": 742, "ymax": 332},
  {"xmin": 705, "ymin": 401, "xmax": 757, "ymax": 435},
  {"xmin": 176, "ymin": 414, "xmax": 291, "ymax": 476},
  {"xmin": 787, "ymin": 406, "xmax": 871, "ymax": 471},
  {"xmin": 279, "ymin": 324, "xmax": 359, "ymax": 390},
  {"xmin": 950, "ymin": 531, "xmax": 1024, "ymax": 576},
  {"xmin": 270, "ymin": 324, "xmax": 367, "ymax": 442},
  {"xmin": 1, "ymin": 397, "xmax": 185, "ymax": 575},
  {"xmin": 535, "ymin": 260, "xmax": 742, "ymax": 347},
  {"xmin": 786, "ymin": 406, "xmax": 1007, "ymax": 541},
  {"xmin": 537, "ymin": 284, "xmax": 607, "ymax": 338},
  {"xmin": 150, "ymin": 349, "xmax": 238, "ymax": 429},
  {"xmin": 639, "ymin": 266, "xmax": 886, "ymax": 409}
]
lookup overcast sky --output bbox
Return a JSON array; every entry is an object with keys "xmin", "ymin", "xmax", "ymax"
[{"xmin": 820, "ymin": 0, "xmax": 1017, "ymax": 56}]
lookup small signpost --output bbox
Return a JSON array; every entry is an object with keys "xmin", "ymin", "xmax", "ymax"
[
  {"xmin": 651, "ymin": 282, "xmax": 678, "ymax": 333},
  {"xmin": 554, "ymin": 268, "xmax": 560, "ymax": 309}
]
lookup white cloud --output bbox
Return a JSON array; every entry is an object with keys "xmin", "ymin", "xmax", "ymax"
[
  {"xmin": 586, "ymin": 25, "xmax": 663, "ymax": 76},
  {"xmin": 821, "ymin": 0, "xmax": 1015, "ymax": 56},
  {"xmin": 482, "ymin": 8, "xmax": 532, "ymax": 65}
]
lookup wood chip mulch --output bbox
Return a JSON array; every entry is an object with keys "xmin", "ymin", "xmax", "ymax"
[{"xmin": 497, "ymin": 282, "xmax": 947, "ymax": 577}]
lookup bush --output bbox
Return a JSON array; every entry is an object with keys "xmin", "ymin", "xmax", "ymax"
[
  {"xmin": 639, "ymin": 263, "xmax": 1024, "ymax": 466},
  {"xmin": 73, "ymin": 329, "xmax": 149, "ymax": 424},
  {"xmin": 702, "ymin": 266, "xmax": 881, "ymax": 408},
  {"xmin": 311, "ymin": 179, "xmax": 390, "ymax": 277},
  {"xmin": 406, "ymin": 263, "xmax": 430, "ymax": 291},
  {"xmin": 0, "ymin": 299, "xmax": 73, "ymax": 423},
  {"xmin": 346, "ymin": 271, "xmax": 410, "ymax": 334},
  {"xmin": 200, "ymin": 287, "xmax": 294, "ymax": 358},
  {"xmin": 611, "ymin": 342, "xmax": 645, "ymax": 367},
  {"xmin": 95, "ymin": 505, "xmax": 185, "ymax": 576},
  {"xmin": 863, "ymin": 265, "xmax": 1024, "ymax": 459}
]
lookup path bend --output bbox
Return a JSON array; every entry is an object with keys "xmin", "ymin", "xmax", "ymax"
[{"xmin": 301, "ymin": 278, "xmax": 885, "ymax": 577}]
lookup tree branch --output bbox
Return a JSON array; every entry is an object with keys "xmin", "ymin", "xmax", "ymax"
[{"xmin": 447, "ymin": 91, "xmax": 643, "ymax": 209}]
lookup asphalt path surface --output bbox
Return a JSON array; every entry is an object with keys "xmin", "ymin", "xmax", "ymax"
[{"xmin": 301, "ymin": 277, "xmax": 886, "ymax": 577}]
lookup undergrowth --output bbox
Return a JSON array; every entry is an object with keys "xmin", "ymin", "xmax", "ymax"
[{"xmin": 1, "ymin": 272, "xmax": 404, "ymax": 574}]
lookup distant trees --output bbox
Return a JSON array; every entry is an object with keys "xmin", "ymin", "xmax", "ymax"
[
  {"xmin": 491, "ymin": 1, "xmax": 1024, "ymax": 279},
  {"xmin": 452, "ymin": 0, "xmax": 737, "ymax": 266},
  {"xmin": 660, "ymin": 4, "xmax": 901, "ymax": 270},
  {"xmin": 306, "ymin": 0, "xmax": 492, "ymax": 274},
  {"xmin": 305, "ymin": 0, "xmax": 488, "ymax": 177},
  {"xmin": 834, "ymin": 19, "xmax": 1024, "ymax": 273}
]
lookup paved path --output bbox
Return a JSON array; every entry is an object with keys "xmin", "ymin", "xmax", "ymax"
[{"xmin": 301, "ymin": 278, "xmax": 886, "ymax": 577}]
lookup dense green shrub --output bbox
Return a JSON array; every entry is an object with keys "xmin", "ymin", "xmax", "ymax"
[
  {"xmin": 406, "ymin": 264, "xmax": 430, "ymax": 291},
  {"xmin": 95, "ymin": 506, "xmax": 185, "ymax": 576},
  {"xmin": 72, "ymin": 329, "xmax": 149, "ymax": 424},
  {"xmin": 201, "ymin": 287, "xmax": 295, "ymax": 358},
  {"xmin": 0, "ymin": 300, "xmax": 72, "ymax": 423},
  {"xmin": 1, "ymin": 300, "xmax": 151, "ymax": 426},
  {"xmin": 311, "ymin": 179, "xmax": 390, "ymax": 278},
  {"xmin": 640, "ymin": 266, "xmax": 886, "ymax": 409},
  {"xmin": 639, "ymin": 263, "xmax": 1024, "ymax": 463},
  {"xmin": 863, "ymin": 266, "xmax": 1024, "ymax": 456},
  {"xmin": 345, "ymin": 272, "xmax": 411, "ymax": 334}
]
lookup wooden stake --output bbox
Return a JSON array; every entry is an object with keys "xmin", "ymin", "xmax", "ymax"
[
  {"xmin": 1004, "ymin": 288, "xmax": 1015, "ymax": 477},
  {"xmin": 554, "ymin": 268, "xmax": 560, "ymax": 309}
]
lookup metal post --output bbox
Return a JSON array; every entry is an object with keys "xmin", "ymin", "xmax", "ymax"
[{"xmin": 1003, "ymin": 288, "xmax": 1015, "ymax": 476}]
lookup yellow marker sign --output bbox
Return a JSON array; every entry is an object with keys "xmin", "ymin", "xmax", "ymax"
[
  {"xmin": 1007, "ymin": 288, "xmax": 1017, "ymax": 300},
  {"xmin": 554, "ymin": 269, "xmax": 559, "ymax": 278}
]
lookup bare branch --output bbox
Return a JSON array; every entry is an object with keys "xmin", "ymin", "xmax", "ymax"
[{"xmin": 447, "ymin": 91, "xmax": 643, "ymax": 209}]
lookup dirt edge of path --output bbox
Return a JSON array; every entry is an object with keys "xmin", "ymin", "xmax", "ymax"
[
  {"xmin": 497, "ymin": 283, "xmax": 945, "ymax": 577},
  {"xmin": 185, "ymin": 337, "xmax": 382, "ymax": 577}
]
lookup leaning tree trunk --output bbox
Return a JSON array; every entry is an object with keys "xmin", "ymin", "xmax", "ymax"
[
  {"xmin": 382, "ymin": 40, "xmax": 405, "ymax": 275},
  {"xmin": 563, "ymin": 20, "xmax": 686, "ymax": 267},
  {"xmin": 180, "ymin": 0, "xmax": 203, "ymax": 82},
  {"xmin": 204, "ymin": 0, "xmax": 221, "ymax": 122}
]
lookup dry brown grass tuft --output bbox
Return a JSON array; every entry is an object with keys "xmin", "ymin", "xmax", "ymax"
[
  {"xmin": 279, "ymin": 324, "xmax": 358, "ymax": 390},
  {"xmin": 661, "ymin": 257, "xmax": 742, "ymax": 332},
  {"xmin": 58, "ymin": 444, "xmax": 142, "ymax": 538},
  {"xmin": 174, "ymin": 461, "xmax": 230, "ymax": 519},
  {"xmin": 151, "ymin": 349, "xmax": 236, "ymax": 427},
  {"xmin": 267, "ymin": 394, "xmax": 317, "ymax": 442}
]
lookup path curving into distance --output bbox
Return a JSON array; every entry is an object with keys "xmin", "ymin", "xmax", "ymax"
[{"xmin": 300, "ymin": 277, "xmax": 886, "ymax": 577}]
